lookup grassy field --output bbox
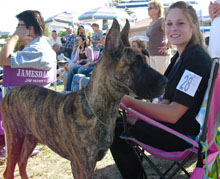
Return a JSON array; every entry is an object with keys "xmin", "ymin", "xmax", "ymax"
[{"xmin": 0, "ymin": 83, "xmax": 196, "ymax": 178}]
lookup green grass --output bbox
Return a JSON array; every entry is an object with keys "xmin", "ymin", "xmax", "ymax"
[{"xmin": 49, "ymin": 82, "xmax": 64, "ymax": 92}]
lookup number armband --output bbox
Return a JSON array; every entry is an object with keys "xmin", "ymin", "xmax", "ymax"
[{"xmin": 176, "ymin": 70, "xmax": 202, "ymax": 97}]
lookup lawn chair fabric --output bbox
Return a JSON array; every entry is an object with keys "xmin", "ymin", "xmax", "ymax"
[
  {"xmin": 3, "ymin": 65, "xmax": 57, "ymax": 87},
  {"xmin": 71, "ymin": 74, "xmax": 90, "ymax": 92}
]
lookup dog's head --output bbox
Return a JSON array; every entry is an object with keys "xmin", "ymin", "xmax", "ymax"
[{"xmin": 100, "ymin": 19, "xmax": 167, "ymax": 99}]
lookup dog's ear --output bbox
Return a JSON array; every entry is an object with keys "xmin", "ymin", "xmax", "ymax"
[
  {"xmin": 120, "ymin": 19, "xmax": 130, "ymax": 47},
  {"xmin": 105, "ymin": 19, "xmax": 124, "ymax": 58}
]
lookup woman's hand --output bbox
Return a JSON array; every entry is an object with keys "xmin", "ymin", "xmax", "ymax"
[
  {"xmin": 209, "ymin": 2, "xmax": 220, "ymax": 20},
  {"xmin": 82, "ymin": 63, "xmax": 90, "ymax": 69},
  {"xmin": 158, "ymin": 46, "xmax": 169, "ymax": 55},
  {"xmin": 64, "ymin": 63, "xmax": 70, "ymax": 71},
  {"xmin": 13, "ymin": 27, "xmax": 33, "ymax": 42},
  {"xmin": 77, "ymin": 59, "xmax": 87, "ymax": 65}
]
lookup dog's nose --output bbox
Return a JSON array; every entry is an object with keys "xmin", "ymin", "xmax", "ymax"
[{"xmin": 158, "ymin": 76, "xmax": 168, "ymax": 88}]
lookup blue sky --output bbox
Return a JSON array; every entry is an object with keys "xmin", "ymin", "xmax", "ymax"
[{"xmin": 0, "ymin": 0, "xmax": 210, "ymax": 33}]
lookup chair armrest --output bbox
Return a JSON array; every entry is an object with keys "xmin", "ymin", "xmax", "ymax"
[{"xmin": 120, "ymin": 103, "xmax": 199, "ymax": 148}]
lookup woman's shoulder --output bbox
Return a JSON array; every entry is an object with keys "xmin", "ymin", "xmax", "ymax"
[
  {"xmin": 191, "ymin": 45, "xmax": 211, "ymax": 61},
  {"xmin": 158, "ymin": 17, "xmax": 165, "ymax": 23},
  {"xmin": 85, "ymin": 46, "xmax": 93, "ymax": 51},
  {"xmin": 183, "ymin": 45, "xmax": 212, "ymax": 74},
  {"xmin": 184, "ymin": 45, "xmax": 211, "ymax": 61}
]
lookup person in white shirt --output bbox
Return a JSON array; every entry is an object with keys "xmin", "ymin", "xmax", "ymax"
[{"xmin": 48, "ymin": 30, "xmax": 62, "ymax": 47}]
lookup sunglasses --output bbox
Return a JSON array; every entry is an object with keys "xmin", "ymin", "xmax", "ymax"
[{"xmin": 148, "ymin": 6, "xmax": 157, "ymax": 10}]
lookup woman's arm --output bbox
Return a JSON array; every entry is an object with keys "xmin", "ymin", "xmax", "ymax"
[
  {"xmin": 71, "ymin": 47, "xmax": 80, "ymax": 63},
  {"xmin": 0, "ymin": 26, "xmax": 34, "ymax": 66},
  {"xmin": 85, "ymin": 47, "xmax": 94, "ymax": 62},
  {"xmin": 122, "ymin": 95, "xmax": 188, "ymax": 124},
  {"xmin": 145, "ymin": 56, "xmax": 150, "ymax": 65},
  {"xmin": 0, "ymin": 35, "xmax": 18, "ymax": 66},
  {"xmin": 159, "ymin": 20, "xmax": 171, "ymax": 54}
]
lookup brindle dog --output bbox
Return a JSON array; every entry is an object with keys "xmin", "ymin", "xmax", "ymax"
[{"xmin": 1, "ymin": 19, "xmax": 167, "ymax": 179}]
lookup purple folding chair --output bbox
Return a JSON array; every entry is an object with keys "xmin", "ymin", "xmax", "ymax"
[
  {"xmin": 120, "ymin": 58, "xmax": 220, "ymax": 178},
  {"xmin": 2, "ymin": 65, "xmax": 57, "ymax": 96},
  {"xmin": 0, "ymin": 65, "xmax": 57, "ymax": 140}
]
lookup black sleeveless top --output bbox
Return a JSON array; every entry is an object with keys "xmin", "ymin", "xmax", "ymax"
[{"xmin": 79, "ymin": 52, "xmax": 87, "ymax": 59}]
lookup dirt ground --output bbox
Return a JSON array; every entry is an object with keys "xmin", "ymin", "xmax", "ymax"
[{"xmin": 0, "ymin": 144, "xmax": 196, "ymax": 179}]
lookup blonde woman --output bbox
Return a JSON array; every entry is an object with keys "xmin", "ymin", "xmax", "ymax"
[
  {"xmin": 111, "ymin": 2, "xmax": 212, "ymax": 178},
  {"xmin": 146, "ymin": 0, "xmax": 171, "ymax": 74}
]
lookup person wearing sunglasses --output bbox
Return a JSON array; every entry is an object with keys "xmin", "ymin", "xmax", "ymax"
[
  {"xmin": 0, "ymin": 10, "xmax": 56, "ymax": 159},
  {"xmin": 146, "ymin": 0, "xmax": 171, "ymax": 75},
  {"xmin": 0, "ymin": 10, "xmax": 56, "ymax": 69}
]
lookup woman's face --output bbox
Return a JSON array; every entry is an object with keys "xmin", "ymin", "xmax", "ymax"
[
  {"xmin": 165, "ymin": 8, "xmax": 193, "ymax": 52},
  {"xmin": 132, "ymin": 42, "xmax": 142, "ymax": 52},
  {"xmin": 148, "ymin": 4, "xmax": 159, "ymax": 18},
  {"xmin": 78, "ymin": 37, "xmax": 84, "ymax": 46},
  {"xmin": 79, "ymin": 27, "xmax": 85, "ymax": 35}
]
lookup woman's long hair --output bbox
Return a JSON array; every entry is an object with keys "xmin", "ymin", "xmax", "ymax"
[
  {"xmin": 79, "ymin": 35, "xmax": 87, "ymax": 51},
  {"xmin": 165, "ymin": 1, "xmax": 208, "ymax": 54},
  {"xmin": 77, "ymin": 25, "xmax": 86, "ymax": 36}
]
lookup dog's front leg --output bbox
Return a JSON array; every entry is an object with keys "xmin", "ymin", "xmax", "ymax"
[{"xmin": 70, "ymin": 159, "xmax": 95, "ymax": 179}]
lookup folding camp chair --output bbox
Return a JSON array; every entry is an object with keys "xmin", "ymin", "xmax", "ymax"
[
  {"xmin": 120, "ymin": 58, "xmax": 220, "ymax": 178},
  {"xmin": 71, "ymin": 74, "xmax": 90, "ymax": 92},
  {"xmin": 1, "ymin": 64, "xmax": 57, "ymax": 97}
]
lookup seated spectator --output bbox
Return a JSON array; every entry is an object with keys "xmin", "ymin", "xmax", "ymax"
[
  {"xmin": 0, "ymin": 10, "xmax": 56, "ymax": 159},
  {"xmin": 64, "ymin": 35, "xmax": 93, "ymax": 92},
  {"xmin": 110, "ymin": 2, "xmax": 212, "ymax": 178},
  {"xmin": 52, "ymin": 43, "xmax": 61, "ymax": 54},
  {"xmin": 63, "ymin": 26, "xmax": 75, "ymax": 58},
  {"xmin": 71, "ymin": 25, "xmax": 87, "ymax": 58},
  {"xmin": 132, "ymin": 40, "xmax": 150, "ymax": 64},
  {"xmin": 48, "ymin": 30, "xmax": 62, "ymax": 47},
  {"xmin": 67, "ymin": 32, "xmax": 108, "ymax": 93}
]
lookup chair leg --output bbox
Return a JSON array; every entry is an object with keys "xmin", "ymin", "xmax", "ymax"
[
  {"xmin": 132, "ymin": 146, "xmax": 148, "ymax": 179},
  {"xmin": 176, "ymin": 162, "xmax": 191, "ymax": 177},
  {"xmin": 167, "ymin": 152, "xmax": 194, "ymax": 179},
  {"xmin": 136, "ymin": 147, "xmax": 166, "ymax": 179},
  {"xmin": 162, "ymin": 161, "xmax": 177, "ymax": 176},
  {"xmin": 135, "ymin": 146, "xmax": 194, "ymax": 179}
]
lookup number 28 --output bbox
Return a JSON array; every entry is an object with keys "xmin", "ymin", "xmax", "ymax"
[{"xmin": 179, "ymin": 75, "xmax": 193, "ymax": 92}]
